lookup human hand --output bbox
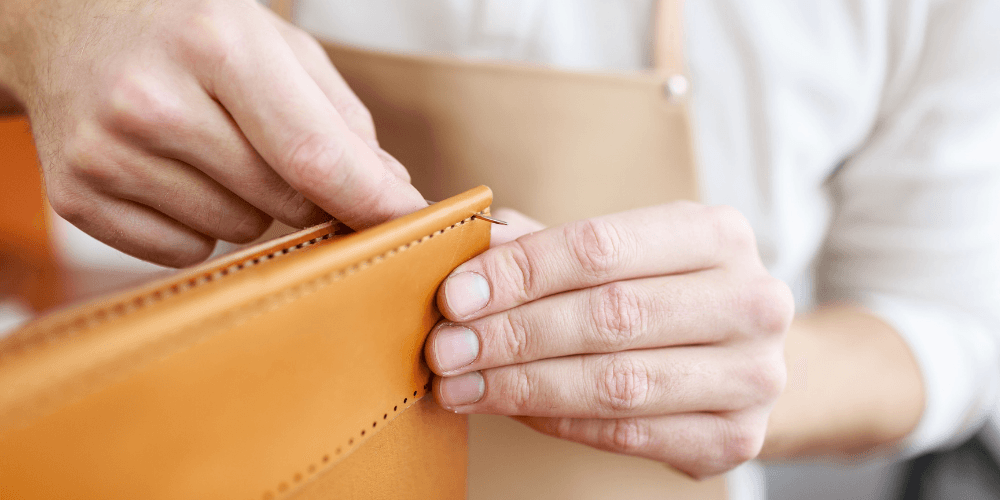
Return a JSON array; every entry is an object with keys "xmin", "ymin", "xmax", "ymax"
[
  {"xmin": 0, "ymin": 0, "xmax": 424, "ymax": 267},
  {"xmin": 425, "ymin": 204, "xmax": 794, "ymax": 478}
]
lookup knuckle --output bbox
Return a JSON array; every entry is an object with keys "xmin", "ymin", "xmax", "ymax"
[
  {"xmin": 759, "ymin": 360, "xmax": 788, "ymax": 403},
  {"xmin": 63, "ymin": 136, "xmax": 123, "ymax": 188},
  {"xmin": 602, "ymin": 418, "xmax": 651, "ymax": 455},
  {"xmin": 285, "ymin": 25, "xmax": 324, "ymax": 53},
  {"xmin": 739, "ymin": 354, "xmax": 787, "ymax": 406},
  {"xmin": 104, "ymin": 73, "xmax": 186, "ymax": 137},
  {"xmin": 499, "ymin": 309, "xmax": 532, "ymax": 361},
  {"xmin": 597, "ymin": 354, "xmax": 650, "ymax": 413},
  {"xmin": 715, "ymin": 418, "xmax": 764, "ymax": 470},
  {"xmin": 46, "ymin": 179, "xmax": 90, "ymax": 225},
  {"xmin": 185, "ymin": 7, "xmax": 244, "ymax": 69},
  {"xmin": 333, "ymin": 96, "xmax": 376, "ymax": 131},
  {"xmin": 484, "ymin": 240, "xmax": 536, "ymax": 303},
  {"xmin": 223, "ymin": 210, "xmax": 271, "ymax": 243},
  {"xmin": 275, "ymin": 187, "xmax": 324, "ymax": 227},
  {"xmin": 591, "ymin": 283, "xmax": 646, "ymax": 351},
  {"xmin": 497, "ymin": 365, "xmax": 534, "ymax": 412},
  {"xmin": 282, "ymin": 134, "xmax": 349, "ymax": 192},
  {"xmin": 706, "ymin": 205, "xmax": 757, "ymax": 256},
  {"xmin": 564, "ymin": 219, "xmax": 625, "ymax": 280},
  {"xmin": 738, "ymin": 277, "xmax": 795, "ymax": 337},
  {"xmin": 549, "ymin": 417, "xmax": 575, "ymax": 441}
]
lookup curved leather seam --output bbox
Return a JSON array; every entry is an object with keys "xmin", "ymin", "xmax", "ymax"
[
  {"xmin": 0, "ymin": 230, "xmax": 341, "ymax": 359},
  {"xmin": 1, "ymin": 211, "xmax": 486, "ymax": 431},
  {"xmin": 266, "ymin": 385, "xmax": 433, "ymax": 500},
  {"xmin": 1, "ymin": 209, "xmax": 487, "ymax": 362}
]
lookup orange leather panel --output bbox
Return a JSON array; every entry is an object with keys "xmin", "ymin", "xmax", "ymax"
[
  {"xmin": 0, "ymin": 186, "xmax": 492, "ymax": 499},
  {"xmin": 294, "ymin": 396, "xmax": 468, "ymax": 500}
]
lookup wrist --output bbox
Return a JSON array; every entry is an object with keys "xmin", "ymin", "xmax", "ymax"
[{"xmin": 760, "ymin": 306, "xmax": 924, "ymax": 459}]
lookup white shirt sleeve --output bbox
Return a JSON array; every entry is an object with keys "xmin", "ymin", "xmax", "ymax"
[{"xmin": 817, "ymin": 0, "xmax": 1000, "ymax": 456}]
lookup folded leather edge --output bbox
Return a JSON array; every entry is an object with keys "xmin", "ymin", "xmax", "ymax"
[{"xmin": 0, "ymin": 186, "xmax": 494, "ymax": 431}]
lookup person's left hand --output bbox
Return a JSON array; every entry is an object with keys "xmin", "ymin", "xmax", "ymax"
[{"xmin": 424, "ymin": 204, "xmax": 794, "ymax": 478}]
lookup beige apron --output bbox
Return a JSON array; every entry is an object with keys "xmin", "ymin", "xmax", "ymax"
[{"xmin": 277, "ymin": 0, "xmax": 726, "ymax": 497}]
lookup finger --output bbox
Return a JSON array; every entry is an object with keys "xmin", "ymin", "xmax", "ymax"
[
  {"xmin": 489, "ymin": 207, "xmax": 545, "ymax": 247},
  {"xmin": 262, "ymin": 8, "xmax": 412, "ymax": 183},
  {"xmin": 371, "ymin": 146, "xmax": 412, "ymax": 183},
  {"xmin": 262, "ymin": 8, "xmax": 377, "ymax": 144},
  {"xmin": 437, "ymin": 202, "xmax": 758, "ymax": 321},
  {"xmin": 103, "ymin": 69, "xmax": 329, "ymax": 228},
  {"xmin": 50, "ymin": 187, "xmax": 216, "ymax": 267},
  {"xmin": 432, "ymin": 347, "xmax": 784, "ymax": 418},
  {"xmin": 426, "ymin": 271, "xmax": 759, "ymax": 375},
  {"xmin": 517, "ymin": 410, "xmax": 769, "ymax": 479},
  {"xmin": 91, "ymin": 152, "xmax": 273, "ymax": 244},
  {"xmin": 184, "ymin": 3, "xmax": 426, "ymax": 228}
]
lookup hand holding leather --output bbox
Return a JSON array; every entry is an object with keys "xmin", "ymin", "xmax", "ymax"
[
  {"xmin": 0, "ymin": 0, "xmax": 423, "ymax": 266},
  {"xmin": 425, "ymin": 203, "xmax": 794, "ymax": 478}
]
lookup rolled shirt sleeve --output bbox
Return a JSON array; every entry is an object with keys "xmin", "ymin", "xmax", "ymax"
[{"xmin": 817, "ymin": 0, "xmax": 1000, "ymax": 456}]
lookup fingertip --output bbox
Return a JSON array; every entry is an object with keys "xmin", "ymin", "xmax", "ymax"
[
  {"xmin": 155, "ymin": 234, "xmax": 217, "ymax": 268},
  {"xmin": 424, "ymin": 323, "xmax": 480, "ymax": 376},
  {"xmin": 436, "ymin": 270, "xmax": 491, "ymax": 321}
]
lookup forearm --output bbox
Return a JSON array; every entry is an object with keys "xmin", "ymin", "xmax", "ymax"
[{"xmin": 761, "ymin": 305, "xmax": 924, "ymax": 458}]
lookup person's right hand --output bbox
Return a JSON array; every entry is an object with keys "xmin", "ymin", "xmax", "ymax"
[{"xmin": 0, "ymin": 0, "xmax": 425, "ymax": 267}]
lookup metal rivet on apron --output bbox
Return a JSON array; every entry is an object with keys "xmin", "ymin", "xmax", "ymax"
[{"xmin": 663, "ymin": 74, "xmax": 689, "ymax": 101}]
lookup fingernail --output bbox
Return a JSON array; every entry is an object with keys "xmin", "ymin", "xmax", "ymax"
[
  {"xmin": 439, "ymin": 371, "xmax": 485, "ymax": 407},
  {"xmin": 444, "ymin": 272, "xmax": 490, "ymax": 317},
  {"xmin": 433, "ymin": 325, "xmax": 480, "ymax": 373}
]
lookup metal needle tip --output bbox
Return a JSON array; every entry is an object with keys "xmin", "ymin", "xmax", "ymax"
[{"xmin": 473, "ymin": 214, "xmax": 508, "ymax": 225}]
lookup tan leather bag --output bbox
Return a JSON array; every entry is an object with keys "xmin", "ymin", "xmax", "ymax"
[{"xmin": 0, "ymin": 186, "xmax": 495, "ymax": 500}]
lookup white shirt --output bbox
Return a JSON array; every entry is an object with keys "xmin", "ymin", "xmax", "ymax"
[{"xmin": 4, "ymin": 0, "xmax": 998, "ymax": 498}]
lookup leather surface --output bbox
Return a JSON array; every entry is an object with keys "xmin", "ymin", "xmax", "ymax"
[
  {"xmin": 294, "ymin": 395, "xmax": 467, "ymax": 500},
  {"xmin": 0, "ymin": 186, "xmax": 493, "ymax": 500}
]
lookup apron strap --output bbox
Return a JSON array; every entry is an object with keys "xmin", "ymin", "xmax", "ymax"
[
  {"xmin": 654, "ymin": 0, "xmax": 688, "ymax": 99},
  {"xmin": 653, "ymin": 0, "xmax": 686, "ymax": 76}
]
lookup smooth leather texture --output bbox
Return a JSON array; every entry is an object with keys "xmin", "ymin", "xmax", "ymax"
[
  {"xmin": 0, "ymin": 186, "xmax": 493, "ymax": 500},
  {"xmin": 294, "ymin": 396, "xmax": 467, "ymax": 500}
]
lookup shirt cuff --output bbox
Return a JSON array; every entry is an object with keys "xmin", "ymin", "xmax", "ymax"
[{"xmin": 862, "ymin": 293, "xmax": 999, "ymax": 457}]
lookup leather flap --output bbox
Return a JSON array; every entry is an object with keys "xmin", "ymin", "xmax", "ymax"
[{"xmin": 0, "ymin": 186, "xmax": 493, "ymax": 500}]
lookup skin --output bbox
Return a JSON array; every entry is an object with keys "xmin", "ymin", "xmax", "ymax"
[
  {"xmin": 2, "ymin": 0, "xmax": 925, "ymax": 480},
  {"xmin": 0, "ymin": 0, "xmax": 425, "ymax": 267},
  {"xmin": 426, "ymin": 208, "xmax": 924, "ymax": 478}
]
